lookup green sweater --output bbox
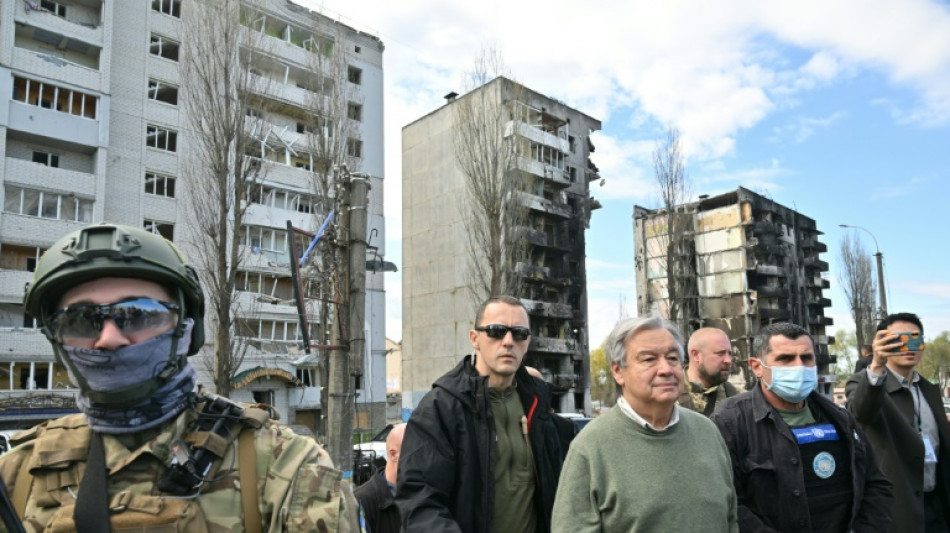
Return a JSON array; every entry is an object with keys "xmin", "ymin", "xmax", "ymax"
[{"xmin": 552, "ymin": 405, "xmax": 738, "ymax": 533}]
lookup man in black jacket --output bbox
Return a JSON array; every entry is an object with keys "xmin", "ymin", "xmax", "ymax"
[
  {"xmin": 711, "ymin": 323, "xmax": 892, "ymax": 532},
  {"xmin": 354, "ymin": 423, "xmax": 405, "ymax": 533},
  {"xmin": 847, "ymin": 313, "xmax": 950, "ymax": 532},
  {"xmin": 396, "ymin": 296, "xmax": 568, "ymax": 533}
]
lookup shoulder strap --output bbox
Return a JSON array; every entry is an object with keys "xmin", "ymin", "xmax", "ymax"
[
  {"xmin": 238, "ymin": 428, "xmax": 261, "ymax": 533},
  {"xmin": 12, "ymin": 464, "xmax": 32, "ymax": 519},
  {"xmin": 73, "ymin": 432, "xmax": 110, "ymax": 532}
]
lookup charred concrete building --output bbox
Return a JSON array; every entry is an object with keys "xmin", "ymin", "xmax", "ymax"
[
  {"xmin": 402, "ymin": 76, "xmax": 601, "ymax": 415},
  {"xmin": 633, "ymin": 187, "xmax": 835, "ymax": 392}
]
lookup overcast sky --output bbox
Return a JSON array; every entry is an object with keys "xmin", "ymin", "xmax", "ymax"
[{"xmin": 303, "ymin": 0, "xmax": 950, "ymax": 350}]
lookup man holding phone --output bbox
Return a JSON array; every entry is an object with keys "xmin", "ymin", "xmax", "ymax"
[{"xmin": 847, "ymin": 312, "xmax": 950, "ymax": 532}]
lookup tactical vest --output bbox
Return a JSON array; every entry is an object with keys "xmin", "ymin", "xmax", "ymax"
[{"xmin": 10, "ymin": 393, "xmax": 272, "ymax": 533}]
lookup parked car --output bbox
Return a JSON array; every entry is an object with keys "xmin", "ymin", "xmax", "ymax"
[{"xmin": 557, "ymin": 412, "xmax": 594, "ymax": 433}]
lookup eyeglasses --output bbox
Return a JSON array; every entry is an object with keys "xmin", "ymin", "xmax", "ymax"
[
  {"xmin": 49, "ymin": 297, "xmax": 180, "ymax": 344},
  {"xmin": 475, "ymin": 324, "xmax": 531, "ymax": 341}
]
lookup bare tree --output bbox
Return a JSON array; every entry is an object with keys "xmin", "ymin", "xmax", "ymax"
[
  {"xmin": 838, "ymin": 232, "xmax": 877, "ymax": 350},
  {"xmin": 453, "ymin": 48, "xmax": 530, "ymax": 302},
  {"xmin": 651, "ymin": 125, "xmax": 696, "ymax": 335},
  {"xmin": 180, "ymin": 0, "xmax": 273, "ymax": 397}
]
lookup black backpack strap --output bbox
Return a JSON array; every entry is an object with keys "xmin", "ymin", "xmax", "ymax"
[{"xmin": 74, "ymin": 433, "xmax": 110, "ymax": 532}]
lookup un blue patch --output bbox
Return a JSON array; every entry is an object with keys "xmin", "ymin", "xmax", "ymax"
[{"xmin": 792, "ymin": 423, "xmax": 839, "ymax": 444}]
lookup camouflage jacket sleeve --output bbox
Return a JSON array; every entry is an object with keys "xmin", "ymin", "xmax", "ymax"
[{"xmin": 257, "ymin": 423, "xmax": 359, "ymax": 533}]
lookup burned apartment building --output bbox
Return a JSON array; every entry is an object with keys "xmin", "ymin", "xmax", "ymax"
[
  {"xmin": 402, "ymin": 76, "xmax": 601, "ymax": 415},
  {"xmin": 633, "ymin": 187, "xmax": 835, "ymax": 392},
  {"xmin": 0, "ymin": 0, "xmax": 388, "ymax": 432}
]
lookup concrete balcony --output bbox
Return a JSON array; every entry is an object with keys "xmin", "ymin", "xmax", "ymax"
[
  {"xmin": 4, "ymin": 157, "xmax": 97, "ymax": 196},
  {"xmin": 506, "ymin": 121, "xmax": 570, "ymax": 153},
  {"xmin": 7, "ymin": 101, "xmax": 101, "ymax": 148},
  {"xmin": 0, "ymin": 328, "xmax": 53, "ymax": 359},
  {"xmin": 529, "ymin": 335, "xmax": 577, "ymax": 355},
  {"xmin": 515, "ymin": 191, "xmax": 572, "ymax": 219},
  {"xmin": 0, "ymin": 389, "xmax": 79, "ymax": 422},
  {"xmin": 11, "ymin": 47, "xmax": 100, "ymax": 92},
  {"xmin": 289, "ymin": 386, "xmax": 322, "ymax": 409},
  {"xmin": 0, "ymin": 270, "xmax": 33, "ymax": 304},
  {"xmin": 247, "ymin": 73, "xmax": 328, "ymax": 112},
  {"xmin": 754, "ymin": 264, "xmax": 786, "ymax": 277},
  {"xmin": 254, "ymin": 31, "xmax": 320, "ymax": 69},
  {"xmin": 800, "ymin": 234, "xmax": 828, "ymax": 252},
  {"xmin": 803, "ymin": 257, "xmax": 829, "ymax": 272},
  {"xmin": 524, "ymin": 227, "xmax": 572, "ymax": 251},
  {"xmin": 514, "ymin": 262, "xmax": 550, "ymax": 280},
  {"xmin": 244, "ymin": 202, "xmax": 313, "ymax": 232},
  {"xmin": 0, "ymin": 214, "xmax": 87, "ymax": 248},
  {"xmin": 520, "ymin": 298, "xmax": 573, "ymax": 319},
  {"xmin": 15, "ymin": 1, "xmax": 104, "ymax": 49},
  {"xmin": 514, "ymin": 157, "xmax": 571, "ymax": 188},
  {"xmin": 551, "ymin": 373, "xmax": 581, "ymax": 393}
]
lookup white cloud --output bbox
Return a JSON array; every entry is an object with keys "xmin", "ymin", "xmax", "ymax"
[
  {"xmin": 299, "ymin": 0, "xmax": 950, "ymax": 341},
  {"xmin": 899, "ymin": 281, "xmax": 950, "ymax": 300},
  {"xmin": 769, "ymin": 111, "xmax": 848, "ymax": 143}
]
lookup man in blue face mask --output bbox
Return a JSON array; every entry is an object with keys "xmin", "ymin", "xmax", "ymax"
[{"xmin": 711, "ymin": 322, "xmax": 893, "ymax": 532}]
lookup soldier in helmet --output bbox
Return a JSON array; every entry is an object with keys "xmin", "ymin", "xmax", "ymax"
[{"xmin": 0, "ymin": 224, "xmax": 358, "ymax": 532}]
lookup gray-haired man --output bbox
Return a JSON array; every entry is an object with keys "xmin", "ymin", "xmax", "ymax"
[{"xmin": 553, "ymin": 316, "xmax": 737, "ymax": 532}]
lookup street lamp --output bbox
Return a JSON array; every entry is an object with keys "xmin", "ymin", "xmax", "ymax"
[{"xmin": 839, "ymin": 224, "xmax": 887, "ymax": 318}]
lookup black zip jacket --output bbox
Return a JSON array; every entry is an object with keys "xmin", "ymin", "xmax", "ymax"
[
  {"xmin": 711, "ymin": 387, "xmax": 893, "ymax": 532},
  {"xmin": 395, "ymin": 356, "xmax": 568, "ymax": 533}
]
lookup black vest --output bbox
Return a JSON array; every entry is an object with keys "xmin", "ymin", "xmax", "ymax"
[{"xmin": 792, "ymin": 409, "xmax": 854, "ymax": 533}]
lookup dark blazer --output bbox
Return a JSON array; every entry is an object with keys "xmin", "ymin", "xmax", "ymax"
[
  {"xmin": 847, "ymin": 369, "xmax": 950, "ymax": 532},
  {"xmin": 354, "ymin": 471, "xmax": 400, "ymax": 533}
]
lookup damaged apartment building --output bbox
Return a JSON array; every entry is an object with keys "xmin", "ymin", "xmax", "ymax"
[
  {"xmin": 402, "ymin": 76, "xmax": 601, "ymax": 415},
  {"xmin": 0, "ymin": 0, "xmax": 389, "ymax": 433},
  {"xmin": 633, "ymin": 187, "xmax": 835, "ymax": 392}
]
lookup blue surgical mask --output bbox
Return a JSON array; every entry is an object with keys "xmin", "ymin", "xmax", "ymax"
[{"xmin": 760, "ymin": 362, "xmax": 817, "ymax": 404}]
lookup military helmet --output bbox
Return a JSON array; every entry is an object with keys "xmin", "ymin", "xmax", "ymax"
[{"xmin": 24, "ymin": 224, "xmax": 205, "ymax": 354}]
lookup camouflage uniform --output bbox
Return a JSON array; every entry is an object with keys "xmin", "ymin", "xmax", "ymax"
[
  {"xmin": 678, "ymin": 379, "xmax": 739, "ymax": 416},
  {"xmin": 0, "ymin": 406, "xmax": 358, "ymax": 532}
]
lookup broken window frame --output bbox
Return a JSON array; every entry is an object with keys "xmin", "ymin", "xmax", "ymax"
[
  {"xmin": 151, "ymin": 0, "xmax": 181, "ymax": 18},
  {"xmin": 3, "ymin": 185, "xmax": 92, "ymax": 222},
  {"xmin": 147, "ymin": 79, "xmax": 179, "ymax": 106},
  {"xmin": 149, "ymin": 34, "xmax": 180, "ymax": 62},
  {"xmin": 146, "ymin": 124, "xmax": 178, "ymax": 152},
  {"xmin": 12, "ymin": 76, "xmax": 98, "ymax": 119},
  {"xmin": 346, "ymin": 137, "xmax": 362, "ymax": 158},
  {"xmin": 143, "ymin": 219, "xmax": 175, "ymax": 241},
  {"xmin": 144, "ymin": 171, "xmax": 176, "ymax": 197},
  {"xmin": 40, "ymin": 0, "xmax": 66, "ymax": 17},
  {"xmin": 347, "ymin": 65, "xmax": 362, "ymax": 85}
]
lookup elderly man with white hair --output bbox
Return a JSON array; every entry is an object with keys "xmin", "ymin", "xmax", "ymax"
[{"xmin": 552, "ymin": 316, "xmax": 737, "ymax": 532}]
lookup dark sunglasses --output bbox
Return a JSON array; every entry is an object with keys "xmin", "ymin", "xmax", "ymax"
[
  {"xmin": 49, "ymin": 297, "xmax": 180, "ymax": 343},
  {"xmin": 475, "ymin": 324, "xmax": 531, "ymax": 341}
]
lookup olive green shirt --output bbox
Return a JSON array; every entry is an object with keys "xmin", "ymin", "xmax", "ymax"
[{"xmin": 489, "ymin": 385, "xmax": 537, "ymax": 533}]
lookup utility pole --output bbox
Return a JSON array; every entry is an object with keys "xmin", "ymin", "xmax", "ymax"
[
  {"xmin": 874, "ymin": 250, "xmax": 887, "ymax": 317},
  {"xmin": 326, "ymin": 167, "xmax": 370, "ymax": 477}
]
